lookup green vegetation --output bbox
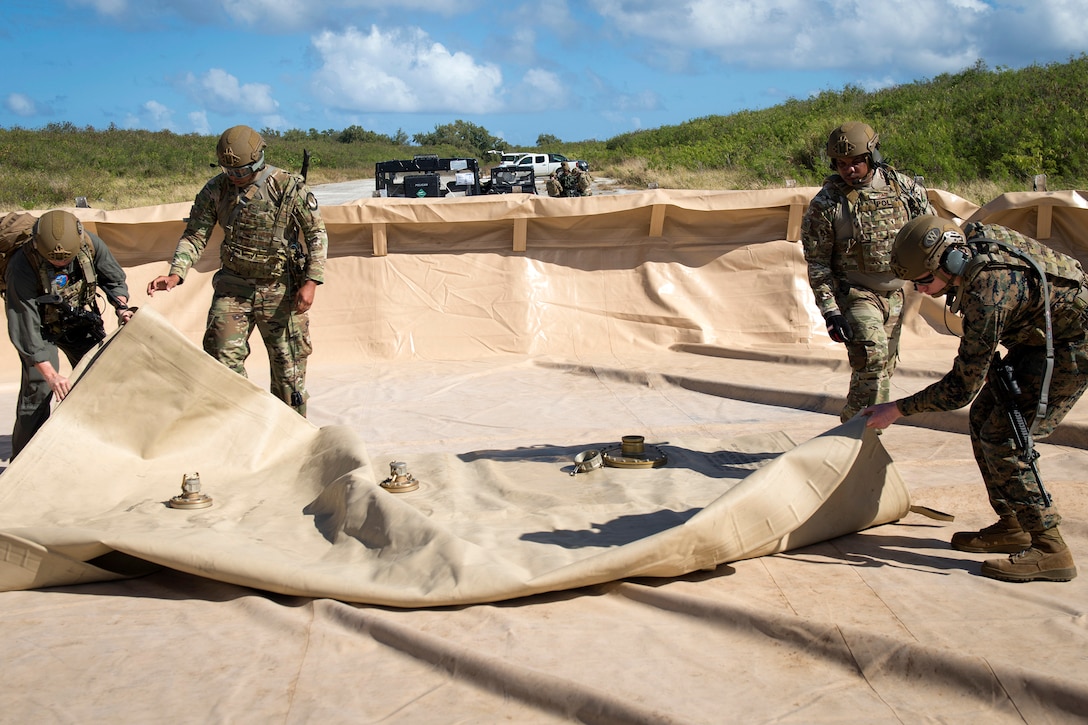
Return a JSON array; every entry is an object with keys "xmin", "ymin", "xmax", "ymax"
[
  {"xmin": 2, "ymin": 56, "xmax": 1086, "ymax": 211},
  {"xmin": 595, "ymin": 57, "xmax": 1088, "ymax": 194}
]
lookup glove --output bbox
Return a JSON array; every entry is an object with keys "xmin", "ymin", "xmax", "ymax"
[{"xmin": 824, "ymin": 313, "xmax": 853, "ymax": 343}]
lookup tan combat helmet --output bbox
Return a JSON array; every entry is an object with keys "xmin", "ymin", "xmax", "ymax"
[
  {"xmin": 891, "ymin": 215, "xmax": 968, "ymax": 280},
  {"xmin": 216, "ymin": 125, "xmax": 266, "ymax": 172},
  {"xmin": 34, "ymin": 210, "xmax": 85, "ymax": 263},
  {"xmin": 826, "ymin": 121, "xmax": 882, "ymax": 164}
]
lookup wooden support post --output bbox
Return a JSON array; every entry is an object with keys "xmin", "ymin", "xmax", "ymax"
[
  {"xmin": 1037, "ymin": 203, "xmax": 1053, "ymax": 240},
  {"xmin": 513, "ymin": 217, "xmax": 527, "ymax": 252},
  {"xmin": 372, "ymin": 223, "xmax": 388, "ymax": 257},
  {"xmin": 786, "ymin": 203, "xmax": 805, "ymax": 242},
  {"xmin": 649, "ymin": 204, "xmax": 666, "ymax": 237}
]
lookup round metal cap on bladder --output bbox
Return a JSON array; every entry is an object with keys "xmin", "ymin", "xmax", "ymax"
[
  {"xmin": 570, "ymin": 449, "xmax": 604, "ymax": 476},
  {"xmin": 168, "ymin": 472, "xmax": 214, "ymax": 509},
  {"xmin": 381, "ymin": 460, "xmax": 420, "ymax": 493},
  {"xmin": 601, "ymin": 435, "xmax": 667, "ymax": 469}
]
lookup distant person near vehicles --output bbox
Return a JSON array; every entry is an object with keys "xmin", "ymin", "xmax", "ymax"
[
  {"xmin": 547, "ymin": 161, "xmax": 591, "ymax": 197},
  {"xmin": 146, "ymin": 125, "xmax": 328, "ymax": 416},
  {"xmin": 4, "ymin": 210, "xmax": 133, "ymax": 458},
  {"xmin": 864, "ymin": 216, "xmax": 1088, "ymax": 582},
  {"xmin": 800, "ymin": 122, "xmax": 933, "ymax": 421}
]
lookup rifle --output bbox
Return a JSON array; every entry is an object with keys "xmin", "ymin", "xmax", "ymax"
[
  {"xmin": 285, "ymin": 149, "xmax": 312, "ymax": 411},
  {"xmin": 285, "ymin": 149, "xmax": 312, "ymax": 277},
  {"xmin": 988, "ymin": 351, "xmax": 1052, "ymax": 507}
]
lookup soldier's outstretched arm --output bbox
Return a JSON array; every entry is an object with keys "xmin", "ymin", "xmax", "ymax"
[{"xmin": 147, "ymin": 273, "xmax": 181, "ymax": 296}]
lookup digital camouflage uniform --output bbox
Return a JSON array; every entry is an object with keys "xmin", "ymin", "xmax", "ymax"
[
  {"xmin": 801, "ymin": 166, "xmax": 933, "ymax": 420},
  {"xmin": 4, "ymin": 232, "xmax": 129, "ymax": 457},
  {"xmin": 169, "ymin": 166, "xmax": 328, "ymax": 415},
  {"xmin": 897, "ymin": 224, "xmax": 1088, "ymax": 532}
]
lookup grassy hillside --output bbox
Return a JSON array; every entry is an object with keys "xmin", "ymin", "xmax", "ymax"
[
  {"xmin": 1, "ymin": 56, "xmax": 1086, "ymax": 212},
  {"xmin": 592, "ymin": 57, "xmax": 1088, "ymax": 196}
]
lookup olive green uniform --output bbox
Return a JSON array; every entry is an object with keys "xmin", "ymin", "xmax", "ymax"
[
  {"xmin": 801, "ymin": 166, "xmax": 933, "ymax": 420},
  {"xmin": 4, "ymin": 232, "xmax": 129, "ymax": 458},
  {"xmin": 898, "ymin": 224, "xmax": 1088, "ymax": 532},
  {"xmin": 168, "ymin": 166, "xmax": 328, "ymax": 415}
]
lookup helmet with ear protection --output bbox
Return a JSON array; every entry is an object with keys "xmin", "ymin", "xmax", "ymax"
[
  {"xmin": 891, "ymin": 215, "xmax": 968, "ymax": 280},
  {"xmin": 826, "ymin": 121, "xmax": 883, "ymax": 168},
  {"xmin": 940, "ymin": 246, "xmax": 971, "ymax": 276}
]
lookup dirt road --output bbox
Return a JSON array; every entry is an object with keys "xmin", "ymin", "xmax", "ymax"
[{"xmin": 310, "ymin": 175, "xmax": 630, "ymax": 206}]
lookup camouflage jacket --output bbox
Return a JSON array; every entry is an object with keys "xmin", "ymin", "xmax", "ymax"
[
  {"xmin": 899, "ymin": 224, "xmax": 1088, "ymax": 416},
  {"xmin": 170, "ymin": 166, "xmax": 328, "ymax": 285},
  {"xmin": 801, "ymin": 166, "xmax": 932, "ymax": 315},
  {"xmin": 554, "ymin": 169, "xmax": 589, "ymax": 197}
]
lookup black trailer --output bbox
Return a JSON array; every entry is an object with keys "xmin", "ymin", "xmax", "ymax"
[
  {"xmin": 374, "ymin": 155, "xmax": 482, "ymax": 198},
  {"xmin": 482, "ymin": 165, "xmax": 537, "ymax": 195}
]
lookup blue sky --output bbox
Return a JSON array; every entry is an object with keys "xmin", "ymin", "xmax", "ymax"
[{"xmin": 4, "ymin": 0, "xmax": 1088, "ymax": 147}]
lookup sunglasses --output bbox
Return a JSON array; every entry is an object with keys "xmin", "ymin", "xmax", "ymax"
[
  {"xmin": 912, "ymin": 274, "xmax": 936, "ymax": 287},
  {"xmin": 222, "ymin": 164, "xmax": 258, "ymax": 179}
]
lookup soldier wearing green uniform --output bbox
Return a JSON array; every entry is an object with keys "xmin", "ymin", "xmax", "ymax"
[
  {"xmin": 801, "ymin": 122, "xmax": 933, "ymax": 421},
  {"xmin": 864, "ymin": 216, "xmax": 1087, "ymax": 582},
  {"xmin": 548, "ymin": 161, "xmax": 590, "ymax": 197},
  {"xmin": 147, "ymin": 125, "xmax": 328, "ymax": 416},
  {"xmin": 4, "ymin": 210, "xmax": 133, "ymax": 458}
]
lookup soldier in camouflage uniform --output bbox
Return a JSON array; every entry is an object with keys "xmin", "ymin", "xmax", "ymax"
[
  {"xmin": 5, "ymin": 210, "xmax": 133, "ymax": 458},
  {"xmin": 147, "ymin": 125, "xmax": 328, "ymax": 416},
  {"xmin": 801, "ymin": 122, "xmax": 933, "ymax": 421},
  {"xmin": 548, "ymin": 162, "xmax": 591, "ymax": 197},
  {"xmin": 864, "ymin": 216, "xmax": 1087, "ymax": 582}
]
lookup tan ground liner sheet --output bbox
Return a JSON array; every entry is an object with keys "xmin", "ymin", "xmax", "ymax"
[{"xmin": 1, "ymin": 188, "xmax": 1087, "ymax": 722}]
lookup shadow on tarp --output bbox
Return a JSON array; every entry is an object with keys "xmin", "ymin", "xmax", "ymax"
[
  {"xmin": 458, "ymin": 442, "xmax": 782, "ymax": 479},
  {"xmin": 521, "ymin": 508, "xmax": 703, "ymax": 548}
]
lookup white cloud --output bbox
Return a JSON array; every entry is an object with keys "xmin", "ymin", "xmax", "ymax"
[
  {"xmin": 518, "ymin": 69, "xmax": 566, "ymax": 108},
  {"xmin": 189, "ymin": 110, "xmax": 211, "ymax": 134},
  {"xmin": 4, "ymin": 93, "xmax": 39, "ymax": 117},
  {"xmin": 588, "ymin": 0, "xmax": 992, "ymax": 75},
  {"xmin": 69, "ymin": 0, "xmax": 468, "ymax": 30},
  {"xmin": 70, "ymin": 0, "xmax": 129, "ymax": 15},
  {"xmin": 310, "ymin": 25, "xmax": 503, "ymax": 113},
  {"xmin": 978, "ymin": 0, "xmax": 1088, "ymax": 62},
  {"xmin": 121, "ymin": 100, "xmax": 176, "ymax": 131},
  {"xmin": 143, "ymin": 100, "xmax": 175, "ymax": 130},
  {"xmin": 183, "ymin": 69, "xmax": 279, "ymax": 115},
  {"xmin": 260, "ymin": 114, "xmax": 291, "ymax": 131}
]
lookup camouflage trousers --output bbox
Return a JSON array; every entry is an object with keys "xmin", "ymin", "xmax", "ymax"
[
  {"xmin": 837, "ymin": 285, "xmax": 904, "ymax": 421},
  {"xmin": 203, "ymin": 270, "xmax": 312, "ymax": 416},
  {"xmin": 969, "ymin": 338, "xmax": 1088, "ymax": 531}
]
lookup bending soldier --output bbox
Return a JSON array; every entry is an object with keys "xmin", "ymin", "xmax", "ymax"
[
  {"xmin": 801, "ymin": 122, "xmax": 933, "ymax": 420},
  {"xmin": 864, "ymin": 216, "xmax": 1088, "ymax": 582},
  {"xmin": 147, "ymin": 125, "xmax": 328, "ymax": 416},
  {"xmin": 4, "ymin": 210, "xmax": 132, "ymax": 458}
]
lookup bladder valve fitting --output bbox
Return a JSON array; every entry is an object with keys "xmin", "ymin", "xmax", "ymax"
[
  {"xmin": 167, "ymin": 472, "xmax": 214, "ymax": 509},
  {"xmin": 381, "ymin": 461, "xmax": 420, "ymax": 493}
]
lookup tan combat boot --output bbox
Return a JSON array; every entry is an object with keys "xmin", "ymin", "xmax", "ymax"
[
  {"xmin": 980, "ymin": 527, "xmax": 1078, "ymax": 582},
  {"xmin": 950, "ymin": 515, "xmax": 1031, "ymax": 553}
]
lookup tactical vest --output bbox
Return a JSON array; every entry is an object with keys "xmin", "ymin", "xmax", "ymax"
[
  {"xmin": 963, "ymin": 223, "xmax": 1088, "ymax": 344},
  {"xmin": 829, "ymin": 170, "xmax": 911, "ymax": 274},
  {"xmin": 221, "ymin": 169, "xmax": 301, "ymax": 280},
  {"xmin": 26, "ymin": 240, "xmax": 98, "ymax": 333}
]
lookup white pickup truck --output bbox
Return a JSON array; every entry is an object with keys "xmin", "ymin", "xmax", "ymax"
[{"xmin": 509, "ymin": 152, "xmax": 586, "ymax": 177}]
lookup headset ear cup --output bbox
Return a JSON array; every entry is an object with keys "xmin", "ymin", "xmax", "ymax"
[{"xmin": 941, "ymin": 247, "xmax": 969, "ymax": 276}]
